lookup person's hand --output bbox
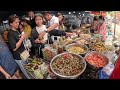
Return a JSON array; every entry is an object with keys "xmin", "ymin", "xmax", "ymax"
[
  {"xmin": 34, "ymin": 38, "xmax": 40, "ymax": 43},
  {"xmin": 5, "ymin": 73, "xmax": 11, "ymax": 79},
  {"xmin": 76, "ymin": 31, "xmax": 81, "ymax": 35},
  {"xmin": 38, "ymin": 32, "xmax": 46, "ymax": 39},
  {"xmin": 20, "ymin": 34, "xmax": 27, "ymax": 41},
  {"xmin": 40, "ymin": 40, "xmax": 46, "ymax": 44},
  {"xmin": 66, "ymin": 32, "xmax": 73, "ymax": 37}
]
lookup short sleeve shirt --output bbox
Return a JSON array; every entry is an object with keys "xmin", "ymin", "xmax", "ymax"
[
  {"xmin": 8, "ymin": 29, "xmax": 25, "ymax": 60},
  {"xmin": 36, "ymin": 25, "xmax": 48, "ymax": 41},
  {"xmin": 47, "ymin": 16, "xmax": 59, "ymax": 30}
]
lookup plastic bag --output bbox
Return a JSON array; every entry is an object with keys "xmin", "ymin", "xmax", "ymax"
[
  {"xmin": 33, "ymin": 62, "xmax": 48, "ymax": 79},
  {"xmin": 24, "ymin": 39, "xmax": 32, "ymax": 49},
  {"xmin": 42, "ymin": 45, "xmax": 57, "ymax": 62},
  {"xmin": 40, "ymin": 62, "xmax": 48, "ymax": 75},
  {"xmin": 99, "ymin": 62, "xmax": 114, "ymax": 79},
  {"xmin": 99, "ymin": 70, "xmax": 109, "ymax": 79}
]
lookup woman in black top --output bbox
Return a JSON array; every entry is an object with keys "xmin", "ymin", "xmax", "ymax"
[{"xmin": 8, "ymin": 14, "xmax": 27, "ymax": 60}]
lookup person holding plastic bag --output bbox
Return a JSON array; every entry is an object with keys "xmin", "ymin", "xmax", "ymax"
[
  {"xmin": 31, "ymin": 13, "xmax": 48, "ymax": 58},
  {"xmin": 7, "ymin": 15, "xmax": 30, "ymax": 79},
  {"xmin": 8, "ymin": 14, "xmax": 28, "ymax": 60}
]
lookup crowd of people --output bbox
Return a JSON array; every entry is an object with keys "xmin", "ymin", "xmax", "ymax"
[
  {"xmin": 0, "ymin": 11, "xmax": 71, "ymax": 79},
  {"xmin": 0, "ymin": 11, "xmax": 119, "ymax": 79}
]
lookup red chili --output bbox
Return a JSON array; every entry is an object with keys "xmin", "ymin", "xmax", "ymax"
[{"xmin": 86, "ymin": 54, "xmax": 106, "ymax": 67}]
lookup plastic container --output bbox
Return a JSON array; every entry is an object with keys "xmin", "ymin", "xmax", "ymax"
[{"xmin": 15, "ymin": 60, "xmax": 33, "ymax": 79}]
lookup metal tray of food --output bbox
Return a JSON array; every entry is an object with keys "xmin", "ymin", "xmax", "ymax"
[
  {"xmin": 50, "ymin": 52, "xmax": 87, "ymax": 79},
  {"xmin": 65, "ymin": 43, "xmax": 88, "ymax": 55},
  {"xmin": 17, "ymin": 58, "xmax": 49, "ymax": 79}
]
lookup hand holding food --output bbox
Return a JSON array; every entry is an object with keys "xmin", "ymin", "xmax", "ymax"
[
  {"xmin": 20, "ymin": 33, "xmax": 27, "ymax": 40},
  {"xmin": 38, "ymin": 31, "xmax": 46, "ymax": 39}
]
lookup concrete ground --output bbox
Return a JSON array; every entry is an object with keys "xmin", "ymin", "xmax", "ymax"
[{"xmin": 111, "ymin": 23, "xmax": 120, "ymax": 40}]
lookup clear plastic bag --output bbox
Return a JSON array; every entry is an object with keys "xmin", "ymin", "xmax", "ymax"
[
  {"xmin": 42, "ymin": 45, "xmax": 57, "ymax": 62},
  {"xmin": 102, "ymin": 62, "xmax": 114, "ymax": 76},
  {"xmin": 99, "ymin": 62, "xmax": 114, "ymax": 79},
  {"xmin": 23, "ymin": 38, "xmax": 32, "ymax": 49}
]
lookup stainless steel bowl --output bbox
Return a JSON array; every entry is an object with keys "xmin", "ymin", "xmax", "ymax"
[
  {"xmin": 50, "ymin": 52, "xmax": 86, "ymax": 79},
  {"xmin": 65, "ymin": 43, "xmax": 89, "ymax": 55},
  {"xmin": 84, "ymin": 51, "xmax": 109, "ymax": 71}
]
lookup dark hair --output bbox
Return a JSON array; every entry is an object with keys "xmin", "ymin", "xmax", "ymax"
[
  {"xmin": 8, "ymin": 14, "xmax": 19, "ymax": 25},
  {"xmin": 19, "ymin": 23, "xmax": 24, "ymax": 28},
  {"xmin": 27, "ymin": 11, "xmax": 34, "ymax": 14},
  {"xmin": 99, "ymin": 15, "xmax": 104, "ymax": 21},
  {"xmin": 42, "ymin": 11, "xmax": 52, "ymax": 16},
  {"xmin": 93, "ymin": 16, "xmax": 98, "ymax": 21},
  {"xmin": 34, "ymin": 13, "xmax": 43, "ymax": 20},
  {"xmin": 56, "ymin": 12, "xmax": 62, "ymax": 17},
  {"xmin": 21, "ymin": 19, "xmax": 30, "ymax": 25}
]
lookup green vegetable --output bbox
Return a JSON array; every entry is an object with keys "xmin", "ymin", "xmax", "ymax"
[{"xmin": 34, "ymin": 69, "xmax": 43, "ymax": 79}]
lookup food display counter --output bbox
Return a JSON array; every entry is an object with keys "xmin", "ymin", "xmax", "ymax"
[{"xmin": 18, "ymin": 26, "xmax": 117, "ymax": 79}]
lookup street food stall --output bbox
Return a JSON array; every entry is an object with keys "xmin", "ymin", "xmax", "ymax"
[
  {"xmin": 16, "ymin": 24, "xmax": 117, "ymax": 79},
  {"xmin": 1, "ymin": 11, "xmax": 120, "ymax": 79}
]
